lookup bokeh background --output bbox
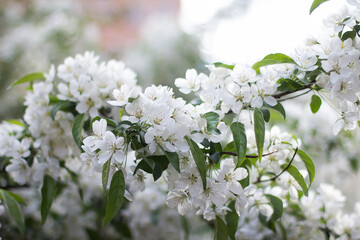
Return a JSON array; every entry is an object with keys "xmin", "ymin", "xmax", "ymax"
[
  {"xmin": 1, "ymin": 0, "xmax": 359, "ymax": 208},
  {"xmin": 0, "ymin": 0, "xmax": 347, "ymax": 119}
]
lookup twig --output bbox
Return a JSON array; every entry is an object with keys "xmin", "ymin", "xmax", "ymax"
[
  {"xmin": 221, "ymin": 150, "xmax": 279, "ymax": 158},
  {"xmin": 271, "ymin": 83, "xmax": 314, "ymax": 100},
  {"xmin": 253, "ymin": 147, "xmax": 298, "ymax": 184},
  {"xmin": 277, "ymin": 89, "xmax": 312, "ymax": 102}
]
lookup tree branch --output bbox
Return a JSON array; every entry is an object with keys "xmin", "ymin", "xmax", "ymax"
[
  {"xmin": 272, "ymin": 83, "xmax": 314, "ymax": 100},
  {"xmin": 254, "ymin": 147, "xmax": 298, "ymax": 184},
  {"xmin": 221, "ymin": 150, "xmax": 279, "ymax": 158}
]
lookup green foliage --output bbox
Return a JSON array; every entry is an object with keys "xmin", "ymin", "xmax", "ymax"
[
  {"xmin": 310, "ymin": 94, "xmax": 322, "ymax": 113},
  {"xmin": 214, "ymin": 216, "xmax": 228, "ymax": 240},
  {"xmin": 102, "ymin": 160, "xmax": 111, "ymax": 193},
  {"xmin": 72, "ymin": 113, "xmax": 85, "ymax": 151},
  {"xmin": 8, "ymin": 72, "xmax": 45, "ymax": 89},
  {"xmin": 261, "ymin": 109, "xmax": 271, "ymax": 122},
  {"xmin": 252, "ymin": 53, "xmax": 297, "ymax": 74},
  {"xmin": 341, "ymin": 30, "xmax": 357, "ymax": 41},
  {"xmin": 277, "ymin": 78, "xmax": 303, "ymax": 92},
  {"xmin": 185, "ymin": 136, "xmax": 207, "ymax": 190},
  {"xmin": 310, "ymin": 0, "xmax": 330, "ymax": 14},
  {"xmin": 297, "ymin": 149, "xmax": 315, "ymax": 187},
  {"xmin": 230, "ymin": 122, "xmax": 247, "ymax": 167},
  {"xmin": 4, "ymin": 119, "xmax": 25, "ymax": 127},
  {"xmin": 153, "ymin": 162, "xmax": 163, "ymax": 181},
  {"xmin": 213, "ymin": 62, "xmax": 235, "ymax": 70},
  {"xmin": 158, "ymin": 144, "xmax": 180, "ymax": 172},
  {"xmin": 282, "ymin": 164, "xmax": 309, "ymax": 196},
  {"xmin": 50, "ymin": 101, "xmax": 75, "ymax": 120},
  {"xmin": 264, "ymin": 102, "xmax": 286, "ymax": 120},
  {"xmin": 203, "ymin": 112, "xmax": 221, "ymax": 135},
  {"xmin": 254, "ymin": 108, "xmax": 265, "ymax": 161},
  {"xmin": 104, "ymin": 170, "xmax": 125, "ymax": 225},
  {"xmin": 225, "ymin": 201, "xmax": 239, "ymax": 240},
  {"xmin": 265, "ymin": 194, "xmax": 283, "ymax": 221},
  {"xmin": 0, "ymin": 189, "xmax": 25, "ymax": 235},
  {"xmin": 41, "ymin": 175, "xmax": 57, "ymax": 225}
]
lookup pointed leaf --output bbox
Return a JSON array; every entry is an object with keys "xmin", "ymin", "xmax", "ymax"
[
  {"xmin": 50, "ymin": 101, "xmax": 74, "ymax": 120},
  {"xmin": 264, "ymin": 102, "xmax": 286, "ymax": 120},
  {"xmin": 265, "ymin": 194, "xmax": 283, "ymax": 221},
  {"xmin": 254, "ymin": 108, "xmax": 265, "ymax": 161},
  {"xmin": 213, "ymin": 62, "xmax": 235, "ymax": 70},
  {"xmin": 102, "ymin": 160, "xmax": 111, "ymax": 192},
  {"xmin": 8, "ymin": 72, "xmax": 45, "ymax": 89},
  {"xmin": 297, "ymin": 149, "xmax": 315, "ymax": 187},
  {"xmin": 277, "ymin": 78, "xmax": 303, "ymax": 92},
  {"xmin": 5, "ymin": 119, "xmax": 25, "ymax": 127},
  {"xmin": 203, "ymin": 112, "xmax": 221, "ymax": 135},
  {"xmin": 41, "ymin": 175, "xmax": 57, "ymax": 225},
  {"xmin": 72, "ymin": 114, "xmax": 85, "ymax": 151},
  {"xmin": 0, "ymin": 190, "xmax": 26, "ymax": 206},
  {"xmin": 0, "ymin": 190, "xmax": 25, "ymax": 235},
  {"xmin": 310, "ymin": 0, "xmax": 329, "ymax": 14},
  {"xmin": 104, "ymin": 170, "xmax": 125, "ymax": 225},
  {"xmin": 230, "ymin": 122, "xmax": 247, "ymax": 167},
  {"xmin": 214, "ymin": 216, "xmax": 229, "ymax": 240},
  {"xmin": 185, "ymin": 136, "xmax": 207, "ymax": 190},
  {"xmin": 158, "ymin": 144, "xmax": 180, "ymax": 172},
  {"xmin": 310, "ymin": 94, "xmax": 322, "ymax": 113},
  {"xmin": 225, "ymin": 201, "xmax": 239, "ymax": 240},
  {"xmin": 252, "ymin": 53, "xmax": 297, "ymax": 74},
  {"xmin": 153, "ymin": 162, "xmax": 163, "ymax": 181},
  {"xmin": 281, "ymin": 164, "xmax": 308, "ymax": 196}
]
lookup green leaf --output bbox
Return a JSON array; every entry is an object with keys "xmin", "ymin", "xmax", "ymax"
[
  {"xmin": 5, "ymin": 119, "xmax": 25, "ymax": 127},
  {"xmin": 209, "ymin": 152, "xmax": 221, "ymax": 164},
  {"xmin": 264, "ymin": 102, "xmax": 286, "ymax": 120},
  {"xmin": 214, "ymin": 216, "xmax": 229, "ymax": 240},
  {"xmin": 310, "ymin": 94, "xmax": 322, "ymax": 113},
  {"xmin": 102, "ymin": 160, "xmax": 111, "ymax": 193},
  {"xmin": 203, "ymin": 112, "xmax": 221, "ymax": 135},
  {"xmin": 50, "ymin": 101, "xmax": 74, "ymax": 120},
  {"xmin": 134, "ymin": 159, "xmax": 153, "ymax": 174},
  {"xmin": 0, "ymin": 190, "xmax": 25, "ymax": 235},
  {"xmin": 277, "ymin": 78, "xmax": 303, "ymax": 92},
  {"xmin": 254, "ymin": 108, "xmax": 265, "ymax": 161},
  {"xmin": 158, "ymin": 144, "xmax": 180, "ymax": 172},
  {"xmin": 261, "ymin": 109, "xmax": 270, "ymax": 122},
  {"xmin": 153, "ymin": 162, "xmax": 163, "ymax": 181},
  {"xmin": 213, "ymin": 62, "xmax": 235, "ymax": 70},
  {"xmin": 310, "ymin": 0, "xmax": 329, "ymax": 14},
  {"xmin": 104, "ymin": 170, "xmax": 125, "ymax": 225},
  {"xmin": 72, "ymin": 114, "xmax": 85, "ymax": 151},
  {"xmin": 230, "ymin": 122, "xmax": 247, "ymax": 167},
  {"xmin": 0, "ymin": 190, "xmax": 26, "ymax": 206},
  {"xmin": 297, "ymin": 149, "xmax": 315, "ymax": 187},
  {"xmin": 181, "ymin": 216, "xmax": 190, "ymax": 240},
  {"xmin": 342, "ymin": 31, "xmax": 357, "ymax": 41},
  {"xmin": 282, "ymin": 164, "xmax": 308, "ymax": 196},
  {"xmin": 225, "ymin": 201, "xmax": 239, "ymax": 240},
  {"xmin": 8, "ymin": 72, "xmax": 45, "ymax": 89},
  {"xmin": 41, "ymin": 175, "xmax": 57, "ymax": 225},
  {"xmin": 252, "ymin": 53, "xmax": 297, "ymax": 74},
  {"xmin": 265, "ymin": 194, "xmax": 283, "ymax": 221},
  {"xmin": 185, "ymin": 136, "xmax": 207, "ymax": 190}
]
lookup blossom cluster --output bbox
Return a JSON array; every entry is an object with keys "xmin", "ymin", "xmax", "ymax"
[{"xmin": 3, "ymin": 2, "xmax": 360, "ymax": 239}]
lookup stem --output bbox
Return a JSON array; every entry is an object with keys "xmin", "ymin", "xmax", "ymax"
[
  {"xmin": 272, "ymin": 83, "xmax": 314, "ymax": 100},
  {"xmin": 277, "ymin": 89, "xmax": 312, "ymax": 102},
  {"xmin": 220, "ymin": 150, "xmax": 279, "ymax": 158},
  {"xmin": 253, "ymin": 147, "xmax": 298, "ymax": 184}
]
